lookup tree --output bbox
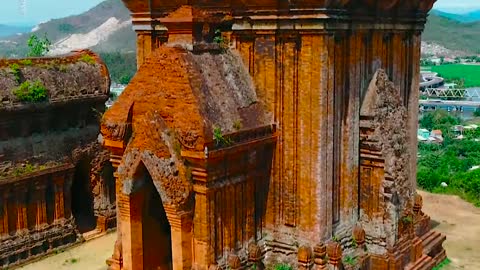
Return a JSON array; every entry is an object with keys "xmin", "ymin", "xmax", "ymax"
[
  {"xmin": 27, "ymin": 34, "xmax": 51, "ymax": 57},
  {"xmin": 474, "ymin": 107, "xmax": 480, "ymax": 117}
]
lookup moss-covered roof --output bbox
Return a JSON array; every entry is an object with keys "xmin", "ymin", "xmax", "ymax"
[
  {"xmin": 101, "ymin": 46, "xmax": 272, "ymax": 155},
  {"xmin": 0, "ymin": 50, "xmax": 110, "ymax": 109}
]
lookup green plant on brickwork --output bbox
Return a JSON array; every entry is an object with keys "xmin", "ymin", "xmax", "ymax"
[
  {"xmin": 91, "ymin": 107, "xmax": 104, "ymax": 120},
  {"xmin": 401, "ymin": 215, "xmax": 413, "ymax": 224},
  {"xmin": 19, "ymin": 59, "xmax": 32, "ymax": 66},
  {"xmin": 274, "ymin": 264, "xmax": 292, "ymax": 270},
  {"xmin": 13, "ymin": 80, "xmax": 48, "ymax": 102},
  {"xmin": 213, "ymin": 29, "xmax": 224, "ymax": 44},
  {"xmin": 59, "ymin": 65, "xmax": 68, "ymax": 72},
  {"xmin": 251, "ymin": 264, "xmax": 257, "ymax": 270},
  {"xmin": 432, "ymin": 258, "xmax": 451, "ymax": 270},
  {"xmin": 213, "ymin": 126, "xmax": 233, "ymax": 147},
  {"xmin": 12, "ymin": 162, "xmax": 36, "ymax": 177},
  {"xmin": 79, "ymin": 54, "xmax": 96, "ymax": 65},
  {"xmin": 351, "ymin": 238, "xmax": 358, "ymax": 249},
  {"xmin": 344, "ymin": 255, "xmax": 357, "ymax": 266},
  {"xmin": 332, "ymin": 235, "xmax": 340, "ymax": 242},
  {"xmin": 233, "ymin": 120, "xmax": 242, "ymax": 130},
  {"xmin": 9, "ymin": 63, "xmax": 21, "ymax": 83}
]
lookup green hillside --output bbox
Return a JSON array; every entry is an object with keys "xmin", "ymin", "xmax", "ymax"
[{"xmin": 424, "ymin": 13, "xmax": 480, "ymax": 54}]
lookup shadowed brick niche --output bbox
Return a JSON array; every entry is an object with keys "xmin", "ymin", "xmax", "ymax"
[{"xmin": 101, "ymin": 1, "xmax": 445, "ymax": 270}]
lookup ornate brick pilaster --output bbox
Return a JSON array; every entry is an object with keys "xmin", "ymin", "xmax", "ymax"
[
  {"xmin": 191, "ymin": 166, "xmax": 211, "ymax": 269},
  {"xmin": 33, "ymin": 178, "xmax": 48, "ymax": 229},
  {"xmin": 313, "ymin": 243, "xmax": 328, "ymax": 270},
  {"xmin": 298, "ymin": 246, "xmax": 314, "ymax": 270},
  {"xmin": 15, "ymin": 183, "xmax": 28, "ymax": 234},
  {"xmin": 326, "ymin": 242, "xmax": 342, "ymax": 270},
  {"xmin": 106, "ymin": 150, "xmax": 124, "ymax": 270},
  {"xmin": 0, "ymin": 188, "xmax": 8, "ymax": 237},
  {"xmin": 164, "ymin": 205, "xmax": 193, "ymax": 270},
  {"xmin": 63, "ymin": 171, "xmax": 74, "ymax": 219},
  {"xmin": 53, "ymin": 174, "xmax": 65, "ymax": 222}
]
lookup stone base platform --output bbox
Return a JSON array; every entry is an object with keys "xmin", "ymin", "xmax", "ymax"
[{"xmin": 0, "ymin": 218, "xmax": 80, "ymax": 268}]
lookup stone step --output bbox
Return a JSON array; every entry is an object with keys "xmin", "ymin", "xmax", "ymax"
[
  {"xmin": 421, "ymin": 230, "xmax": 446, "ymax": 256},
  {"xmin": 82, "ymin": 229, "xmax": 102, "ymax": 241},
  {"xmin": 405, "ymin": 254, "xmax": 436, "ymax": 270}
]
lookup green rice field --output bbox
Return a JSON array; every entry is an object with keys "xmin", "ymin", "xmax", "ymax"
[{"xmin": 423, "ymin": 64, "xmax": 480, "ymax": 88}]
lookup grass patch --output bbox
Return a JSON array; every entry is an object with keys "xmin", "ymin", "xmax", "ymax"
[
  {"xmin": 63, "ymin": 258, "xmax": 79, "ymax": 265},
  {"xmin": 79, "ymin": 54, "xmax": 96, "ymax": 65},
  {"xmin": 9, "ymin": 63, "xmax": 21, "ymax": 83},
  {"xmin": 428, "ymin": 64, "xmax": 480, "ymax": 88},
  {"xmin": 213, "ymin": 126, "xmax": 233, "ymax": 147},
  {"xmin": 433, "ymin": 258, "xmax": 452, "ymax": 270},
  {"xmin": 273, "ymin": 264, "xmax": 292, "ymax": 270},
  {"xmin": 13, "ymin": 80, "xmax": 48, "ymax": 102},
  {"xmin": 19, "ymin": 59, "xmax": 33, "ymax": 66}
]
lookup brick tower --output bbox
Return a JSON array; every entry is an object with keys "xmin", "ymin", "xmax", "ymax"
[{"xmin": 101, "ymin": 1, "xmax": 445, "ymax": 270}]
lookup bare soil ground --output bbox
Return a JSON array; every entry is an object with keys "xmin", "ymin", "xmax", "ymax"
[
  {"xmin": 418, "ymin": 190, "xmax": 480, "ymax": 270},
  {"xmin": 16, "ymin": 232, "xmax": 115, "ymax": 270},
  {"xmin": 14, "ymin": 192, "xmax": 480, "ymax": 270}
]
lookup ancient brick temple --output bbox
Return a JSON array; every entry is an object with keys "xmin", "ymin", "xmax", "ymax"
[
  {"xmin": 0, "ymin": 50, "xmax": 116, "ymax": 268},
  {"xmin": 102, "ymin": 1, "xmax": 445, "ymax": 270}
]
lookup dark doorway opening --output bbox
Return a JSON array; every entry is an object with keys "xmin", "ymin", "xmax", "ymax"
[
  {"xmin": 71, "ymin": 159, "xmax": 96, "ymax": 233},
  {"xmin": 141, "ymin": 167, "xmax": 172, "ymax": 270}
]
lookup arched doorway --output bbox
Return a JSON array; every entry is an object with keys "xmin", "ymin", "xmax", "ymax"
[
  {"xmin": 71, "ymin": 159, "xmax": 96, "ymax": 233},
  {"xmin": 140, "ymin": 165, "xmax": 173, "ymax": 270}
]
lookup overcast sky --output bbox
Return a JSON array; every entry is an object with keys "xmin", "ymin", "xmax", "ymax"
[{"xmin": 0, "ymin": 0, "xmax": 479, "ymax": 25}]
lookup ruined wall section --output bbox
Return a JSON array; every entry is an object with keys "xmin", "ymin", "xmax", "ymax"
[
  {"xmin": 359, "ymin": 70, "xmax": 412, "ymax": 255},
  {"xmin": 0, "ymin": 50, "xmax": 115, "ymax": 268}
]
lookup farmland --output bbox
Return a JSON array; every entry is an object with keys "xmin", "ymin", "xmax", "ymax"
[{"xmin": 425, "ymin": 64, "xmax": 480, "ymax": 88}]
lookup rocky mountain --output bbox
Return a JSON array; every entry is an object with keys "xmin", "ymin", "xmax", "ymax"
[
  {"xmin": 0, "ymin": 0, "xmax": 135, "ymax": 58},
  {"xmin": 431, "ymin": 9, "xmax": 480, "ymax": 23},
  {"xmin": 423, "ymin": 13, "xmax": 480, "ymax": 56}
]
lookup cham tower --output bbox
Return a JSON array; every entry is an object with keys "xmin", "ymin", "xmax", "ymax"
[{"xmin": 101, "ymin": 0, "xmax": 446, "ymax": 270}]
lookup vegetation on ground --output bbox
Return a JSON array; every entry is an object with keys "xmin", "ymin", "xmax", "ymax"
[
  {"xmin": 432, "ymin": 258, "xmax": 452, "ymax": 270},
  {"xmin": 273, "ymin": 264, "xmax": 292, "ymax": 270},
  {"xmin": 13, "ymin": 80, "xmax": 48, "ymax": 102},
  {"xmin": 423, "ymin": 64, "xmax": 480, "ymax": 88},
  {"xmin": 418, "ymin": 110, "xmax": 480, "ymax": 206}
]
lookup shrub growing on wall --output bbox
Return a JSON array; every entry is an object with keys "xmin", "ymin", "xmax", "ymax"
[{"xmin": 13, "ymin": 80, "xmax": 48, "ymax": 102}]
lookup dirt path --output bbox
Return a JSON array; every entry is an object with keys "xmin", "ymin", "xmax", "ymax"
[
  {"xmin": 418, "ymin": 190, "xmax": 480, "ymax": 270},
  {"xmin": 17, "ymin": 232, "xmax": 116, "ymax": 270}
]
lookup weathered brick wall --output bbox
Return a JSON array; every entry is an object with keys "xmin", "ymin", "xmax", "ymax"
[
  {"xmin": 0, "ymin": 51, "xmax": 116, "ymax": 268},
  {"xmin": 0, "ymin": 165, "xmax": 77, "ymax": 267}
]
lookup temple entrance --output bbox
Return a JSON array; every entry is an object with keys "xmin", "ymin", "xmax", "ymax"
[
  {"xmin": 141, "ymin": 167, "xmax": 173, "ymax": 270},
  {"xmin": 71, "ymin": 159, "xmax": 96, "ymax": 233}
]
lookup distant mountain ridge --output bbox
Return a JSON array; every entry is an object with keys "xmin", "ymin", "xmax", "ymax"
[
  {"xmin": 423, "ymin": 13, "xmax": 480, "ymax": 55},
  {"xmin": 0, "ymin": 0, "xmax": 135, "ymax": 57},
  {"xmin": 431, "ymin": 9, "xmax": 480, "ymax": 23}
]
